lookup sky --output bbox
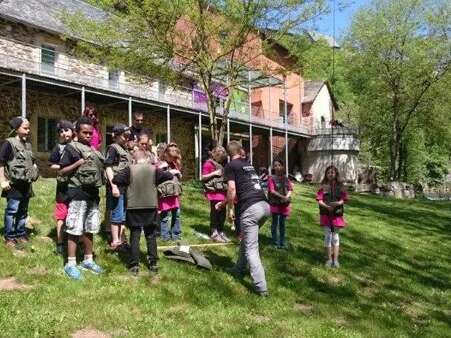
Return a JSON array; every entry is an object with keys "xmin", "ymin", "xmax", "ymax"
[{"xmin": 306, "ymin": 0, "xmax": 371, "ymax": 41}]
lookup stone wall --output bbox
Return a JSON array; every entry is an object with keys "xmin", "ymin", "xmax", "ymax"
[
  {"xmin": 0, "ymin": 85, "xmax": 197, "ymax": 179},
  {"xmin": 302, "ymin": 151, "xmax": 359, "ymax": 183},
  {"xmin": 300, "ymin": 133, "xmax": 360, "ymax": 183},
  {"xmin": 167, "ymin": 112, "xmax": 196, "ymax": 179},
  {"xmin": 252, "ymin": 134, "xmax": 269, "ymax": 170},
  {"xmin": 0, "ymin": 20, "xmax": 190, "ymax": 108}
]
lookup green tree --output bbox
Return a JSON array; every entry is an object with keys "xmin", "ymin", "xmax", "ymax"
[
  {"xmin": 345, "ymin": 0, "xmax": 450, "ymax": 181},
  {"xmin": 64, "ymin": 0, "xmax": 327, "ymax": 144}
]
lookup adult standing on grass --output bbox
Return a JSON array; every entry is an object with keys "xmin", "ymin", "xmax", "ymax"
[
  {"xmin": 217, "ymin": 141, "xmax": 270, "ymax": 296},
  {"xmin": 59, "ymin": 116, "xmax": 105, "ymax": 280},
  {"xmin": 0, "ymin": 117, "xmax": 39, "ymax": 249},
  {"xmin": 112, "ymin": 150, "xmax": 174, "ymax": 276}
]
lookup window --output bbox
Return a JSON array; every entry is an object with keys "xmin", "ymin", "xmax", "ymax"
[
  {"xmin": 159, "ymin": 81, "xmax": 167, "ymax": 96},
  {"xmin": 251, "ymin": 101, "xmax": 263, "ymax": 117},
  {"xmin": 108, "ymin": 70, "xmax": 120, "ymax": 89},
  {"xmin": 302, "ymin": 103, "xmax": 312, "ymax": 117},
  {"xmin": 155, "ymin": 133, "xmax": 168, "ymax": 144},
  {"xmin": 38, "ymin": 117, "xmax": 57, "ymax": 152},
  {"xmin": 279, "ymin": 100, "xmax": 293, "ymax": 123},
  {"xmin": 41, "ymin": 45, "xmax": 56, "ymax": 74}
]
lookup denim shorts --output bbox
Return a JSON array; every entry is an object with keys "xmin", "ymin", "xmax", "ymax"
[{"xmin": 107, "ymin": 193, "xmax": 126, "ymax": 225}]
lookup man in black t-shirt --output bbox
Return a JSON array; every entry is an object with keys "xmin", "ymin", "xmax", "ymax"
[{"xmin": 219, "ymin": 141, "xmax": 270, "ymax": 296}]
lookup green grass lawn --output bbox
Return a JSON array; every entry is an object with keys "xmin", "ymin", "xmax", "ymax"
[{"xmin": 0, "ymin": 179, "xmax": 450, "ymax": 337}]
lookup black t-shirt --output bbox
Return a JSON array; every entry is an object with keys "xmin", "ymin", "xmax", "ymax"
[
  {"xmin": 104, "ymin": 143, "xmax": 128, "ymax": 194},
  {"xmin": 0, "ymin": 140, "xmax": 33, "ymax": 199},
  {"xmin": 224, "ymin": 158, "xmax": 267, "ymax": 215},
  {"xmin": 59, "ymin": 143, "xmax": 100, "ymax": 202},
  {"xmin": 49, "ymin": 143, "xmax": 69, "ymax": 202}
]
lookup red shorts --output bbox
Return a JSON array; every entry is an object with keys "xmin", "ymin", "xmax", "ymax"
[{"xmin": 54, "ymin": 201, "xmax": 69, "ymax": 221}]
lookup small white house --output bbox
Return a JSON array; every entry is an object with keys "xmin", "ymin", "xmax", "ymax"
[{"xmin": 301, "ymin": 80, "xmax": 360, "ymax": 183}]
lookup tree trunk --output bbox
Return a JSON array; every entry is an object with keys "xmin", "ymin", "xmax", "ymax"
[
  {"xmin": 219, "ymin": 88, "xmax": 234, "ymax": 147},
  {"xmin": 397, "ymin": 140, "xmax": 404, "ymax": 181},
  {"xmin": 389, "ymin": 87, "xmax": 401, "ymax": 181},
  {"xmin": 206, "ymin": 91, "xmax": 218, "ymax": 144},
  {"xmin": 401, "ymin": 142, "xmax": 408, "ymax": 181},
  {"xmin": 389, "ymin": 125, "xmax": 400, "ymax": 181}
]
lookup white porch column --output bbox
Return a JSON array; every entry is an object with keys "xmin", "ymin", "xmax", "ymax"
[
  {"xmin": 128, "ymin": 97, "xmax": 132, "ymax": 127},
  {"xmin": 198, "ymin": 113, "xmax": 202, "ymax": 180},
  {"xmin": 268, "ymin": 78, "xmax": 272, "ymax": 167},
  {"xmin": 226, "ymin": 117, "xmax": 230, "ymax": 144},
  {"xmin": 81, "ymin": 86, "xmax": 85, "ymax": 114},
  {"xmin": 21, "ymin": 74, "xmax": 26, "ymax": 118},
  {"xmin": 248, "ymin": 70, "xmax": 253, "ymax": 164},
  {"xmin": 166, "ymin": 105, "xmax": 171, "ymax": 143},
  {"xmin": 269, "ymin": 127, "xmax": 273, "ymax": 166},
  {"xmin": 284, "ymin": 77, "xmax": 289, "ymax": 177}
]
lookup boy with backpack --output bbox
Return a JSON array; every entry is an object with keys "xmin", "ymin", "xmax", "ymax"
[
  {"xmin": 59, "ymin": 116, "xmax": 105, "ymax": 280},
  {"xmin": 113, "ymin": 149, "xmax": 174, "ymax": 275},
  {"xmin": 48, "ymin": 120, "xmax": 74, "ymax": 255},
  {"xmin": 0, "ymin": 117, "xmax": 39, "ymax": 249},
  {"xmin": 104, "ymin": 124, "xmax": 132, "ymax": 250}
]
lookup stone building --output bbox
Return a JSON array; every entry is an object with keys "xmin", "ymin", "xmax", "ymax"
[
  {"xmin": 0, "ymin": 0, "xmax": 359, "ymax": 182},
  {"xmin": 300, "ymin": 81, "xmax": 360, "ymax": 182}
]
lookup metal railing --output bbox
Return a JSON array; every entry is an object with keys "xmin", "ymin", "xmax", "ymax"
[
  {"xmin": 314, "ymin": 126, "xmax": 359, "ymax": 136},
  {"xmin": 0, "ymin": 43, "xmax": 313, "ymax": 135}
]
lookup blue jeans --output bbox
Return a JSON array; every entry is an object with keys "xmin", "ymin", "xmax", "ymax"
[
  {"xmin": 4, "ymin": 198, "xmax": 29, "ymax": 240},
  {"xmin": 271, "ymin": 214, "xmax": 286, "ymax": 246},
  {"xmin": 107, "ymin": 193, "xmax": 126, "ymax": 225},
  {"xmin": 160, "ymin": 208, "xmax": 181, "ymax": 240}
]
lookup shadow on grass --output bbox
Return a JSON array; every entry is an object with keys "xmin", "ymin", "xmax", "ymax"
[
  {"xmin": 206, "ymin": 249, "xmax": 255, "ymax": 294},
  {"xmin": 348, "ymin": 195, "xmax": 451, "ymax": 237}
]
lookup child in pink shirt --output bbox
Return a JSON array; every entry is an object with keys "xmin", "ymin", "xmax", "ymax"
[
  {"xmin": 201, "ymin": 145, "xmax": 229, "ymax": 242},
  {"xmin": 316, "ymin": 165, "xmax": 348, "ymax": 268},
  {"xmin": 268, "ymin": 159, "xmax": 293, "ymax": 248},
  {"xmin": 83, "ymin": 106, "xmax": 102, "ymax": 151},
  {"xmin": 158, "ymin": 143, "xmax": 182, "ymax": 241}
]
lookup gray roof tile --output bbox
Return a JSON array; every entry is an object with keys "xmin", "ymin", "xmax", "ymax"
[
  {"xmin": 0, "ymin": 0, "xmax": 106, "ymax": 35},
  {"xmin": 303, "ymin": 80, "xmax": 324, "ymax": 103}
]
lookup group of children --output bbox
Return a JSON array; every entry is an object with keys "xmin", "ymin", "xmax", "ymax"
[
  {"xmin": 201, "ymin": 143, "xmax": 348, "ymax": 266},
  {"xmin": 0, "ymin": 115, "xmax": 348, "ymax": 280}
]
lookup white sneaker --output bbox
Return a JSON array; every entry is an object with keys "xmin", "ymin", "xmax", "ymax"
[
  {"xmin": 325, "ymin": 259, "xmax": 333, "ymax": 267},
  {"xmin": 333, "ymin": 260, "xmax": 340, "ymax": 268},
  {"xmin": 219, "ymin": 232, "xmax": 231, "ymax": 243},
  {"xmin": 211, "ymin": 231, "xmax": 225, "ymax": 243}
]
